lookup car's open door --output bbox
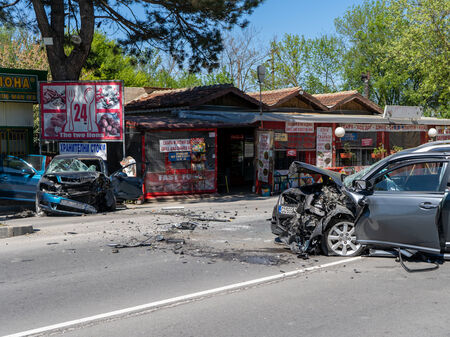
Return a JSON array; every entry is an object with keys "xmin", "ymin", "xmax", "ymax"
[
  {"xmin": 355, "ymin": 159, "xmax": 449, "ymax": 254},
  {"xmin": 110, "ymin": 163, "xmax": 143, "ymax": 201}
]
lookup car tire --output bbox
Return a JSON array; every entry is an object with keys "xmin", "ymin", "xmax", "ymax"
[
  {"xmin": 35, "ymin": 195, "xmax": 46, "ymax": 217},
  {"xmin": 322, "ymin": 218, "xmax": 364, "ymax": 257}
]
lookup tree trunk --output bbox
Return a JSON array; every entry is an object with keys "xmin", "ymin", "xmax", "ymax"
[{"xmin": 32, "ymin": 0, "xmax": 95, "ymax": 81}]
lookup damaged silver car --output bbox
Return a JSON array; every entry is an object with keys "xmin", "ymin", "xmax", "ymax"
[
  {"xmin": 36, "ymin": 155, "xmax": 143, "ymax": 216},
  {"xmin": 272, "ymin": 141, "xmax": 450, "ymax": 259}
]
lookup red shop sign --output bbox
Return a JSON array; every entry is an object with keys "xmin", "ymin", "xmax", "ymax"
[
  {"xmin": 361, "ymin": 138, "xmax": 373, "ymax": 146},
  {"xmin": 287, "ymin": 149, "xmax": 297, "ymax": 157}
]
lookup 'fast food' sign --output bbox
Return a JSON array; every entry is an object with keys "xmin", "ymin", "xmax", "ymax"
[{"xmin": 40, "ymin": 81, "xmax": 123, "ymax": 141}]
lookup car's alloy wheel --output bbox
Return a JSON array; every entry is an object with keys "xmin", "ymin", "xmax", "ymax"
[{"xmin": 323, "ymin": 220, "xmax": 363, "ymax": 256}]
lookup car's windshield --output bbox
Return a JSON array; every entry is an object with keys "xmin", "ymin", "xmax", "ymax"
[
  {"xmin": 343, "ymin": 154, "xmax": 394, "ymax": 188},
  {"xmin": 47, "ymin": 158, "xmax": 103, "ymax": 173}
]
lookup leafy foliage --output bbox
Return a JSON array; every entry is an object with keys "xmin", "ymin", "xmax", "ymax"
[
  {"xmin": 0, "ymin": 26, "xmax": 48, "ymax": 71},
  {"xmin": 335, "ymin": 0, "xmax": 449, "ymax": 115},
  {"xmin": 389, "ymin": 0, "xmax": 449, "ymax": 117},
  {"xmin": 0, "ymin": 0, "xmax": 263, "ymax": 80},
  {"xmin": 262, "ymin": 34, "xmax": 344, "ymax": 93},
  {"xmin": 80, "ymin": 32, "xmax": 149, "ymax": 87}
]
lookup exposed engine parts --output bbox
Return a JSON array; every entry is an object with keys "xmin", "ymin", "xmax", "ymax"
[{"xmin": 273, "ymin": 183, "xmax": 355, "ymax": 258}]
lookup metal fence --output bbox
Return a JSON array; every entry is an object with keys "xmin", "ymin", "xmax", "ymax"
[{"xmin": 0, "ymin": 128, "xmax": 29, "ymax": 155}]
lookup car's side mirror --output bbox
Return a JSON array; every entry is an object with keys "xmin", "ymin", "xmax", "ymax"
[{"xmin": 353, "ymin": 179, "xmax": 371, "ymax": 190}]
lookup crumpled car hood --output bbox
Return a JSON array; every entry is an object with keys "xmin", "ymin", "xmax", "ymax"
[
  {"xmin": 44, "ymin": 171, "xmax": 103, "ymax": 183},
  {"xmin": 288, "ymin": 161, "xmax": 344, "ymax": 187}
]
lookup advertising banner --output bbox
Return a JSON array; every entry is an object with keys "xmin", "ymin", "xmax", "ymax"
[
  {"xmin": 340, "ymin": 123, "xmax": 427, "ymax": 132},
  {"xmin": 40, "ymin": 81, "xmax": 123, "ymax": 141},
  {"xmin": 257, "ymin": 132, "xmax": 272, "ymax": 183},
  {"xmin": 159, "ymin": 139, "xmax": 191, "ymax": 152},
  {"xmin": 145, "ymin": 171, "xmax": 215, "ymax": 194},
  {"xmin": 274, "ymin": 133, "xmax": 288, "ymax": 142},
  {"xmin": 361, "ymin": 138, "xmax": 373, "ymax": 146},
  {"xmin": 59, "ymin": 142, "xmax": 107, "ymax": 160},
  {"xmin": 285, "ymin": 122, "xmax": 314, "ymax": 133},
  {"xmin": 316, "ymin": 127, "xmax": 332, "ymax": 168},
  {"xmin": 436, "ymin": 126, "xmax": 450, "ymax": 141},
  {"xmin": 168, "ymin": 152, "xmax": 191, "ymax": 162},
  {"xmin": 244, "ymin": 142, "xmax": 254, "ymax": 158}
]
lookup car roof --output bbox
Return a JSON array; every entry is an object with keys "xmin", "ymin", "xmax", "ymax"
[{"xmin": 384, "ymin": 141, "xmax": 450, "ymax": 160}]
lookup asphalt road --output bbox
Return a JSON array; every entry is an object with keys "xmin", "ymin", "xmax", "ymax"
[{"xmin": 1, "ymin": 195, "xmax": 449, "ymax": 337}]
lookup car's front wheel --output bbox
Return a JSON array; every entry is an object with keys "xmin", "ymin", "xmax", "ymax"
[{"xmin": 322, "ymin": 219, "xmax": 363, "ymax": 256}]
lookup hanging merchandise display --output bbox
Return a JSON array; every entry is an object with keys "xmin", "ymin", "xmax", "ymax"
[{"xmin": 191, "ymin": 137, "xmax": 206, "ymax": 172}]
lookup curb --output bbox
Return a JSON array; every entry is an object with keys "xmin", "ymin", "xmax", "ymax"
[{"xmin": 0, "ymin": 225, "xmax": 34, "ymax": 239}]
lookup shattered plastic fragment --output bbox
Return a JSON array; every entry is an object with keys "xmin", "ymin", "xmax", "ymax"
[
  {"xmin": 173, "ymin": 222, "xmax": 198, "ymax": 230},
  {"xmin": 166, "ymin": 238, "xmax": 185, "ymax": 244},
  {"xmin": 191, "ymin": 217, "xmax": 230, "ymax": 222},
  {"xmin": 162, "ymin": 206, "xmax": 185, "ymax": 211}
]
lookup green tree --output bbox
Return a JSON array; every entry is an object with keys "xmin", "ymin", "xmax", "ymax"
[
  {"xmin": 263, "ymin": 34, "xmax": 344, "ymax": 93},
  {"xmin": 81, "ymin": 32, "xmax": 149, "ymax": 87},
  {"xmin": 0, "ymin": 26, "xmax": 48, "ymax": 71},
  {"xmin": 335, "ymin": 0, "xmax": 410, "ymax": 106},
  {"xmin": 335, "ymin": 0, "xmax": 449, "ymax": 116},
  {"xmin": 202, "ymin": 67, "xmax": 233, "ymax": 86},
  {"xmin": 389, "ymin": 0, "xmax": 449, "ymax": 116},
  {"xmin": 0, "ymin": 0, "xmax": 263, "ymax": 81},
  {"xmin": 303, "ymin": 35, "xmax": 344, "ymax": 93},
  {"xmin": 266, "ymin": 34, "xmax": 308, "ymax": 89}
]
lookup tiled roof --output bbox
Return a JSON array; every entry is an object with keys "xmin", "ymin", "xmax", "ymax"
[
  {"xmin": 247, "ymin": 87, "xmax": 300, "ymax": 106},
  {"xmin": 125, "ymin": 84, "xmax": 264, "ymax": 111},
  {"xmin": 247, "ymin": 87, "xmax": 328, "ymax": 111},
  {"xmin": 313, "ymin": 90, "xmax": 383, "ymax": 114},
  {"xmin": 313, "ymin": 90, "xmax": 358, "ymax": 107}
]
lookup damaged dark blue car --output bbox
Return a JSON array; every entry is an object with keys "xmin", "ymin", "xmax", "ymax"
[{"xmin": 36, "ymin": 155, "xmax": 142, "ymax": 216}]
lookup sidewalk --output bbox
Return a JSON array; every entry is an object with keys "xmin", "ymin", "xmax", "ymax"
[{"xmin": 0, "ymin": 204, "xmax": 35, "ymax": 238}]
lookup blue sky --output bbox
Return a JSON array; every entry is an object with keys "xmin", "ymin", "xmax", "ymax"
[{"xmin": 240, "ymin": 0, "xmax": 365, "ymax": 42}]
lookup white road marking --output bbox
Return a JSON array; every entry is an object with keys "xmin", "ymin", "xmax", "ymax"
[{"xmin": 4, "ymin": 256, "xmax": 362, "ymax": 337}]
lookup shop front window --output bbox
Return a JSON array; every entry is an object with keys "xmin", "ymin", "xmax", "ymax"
[
  {"xmin": 273, "ymin": 131, "xmax": 315, "ymax": 170},
  {"xmin": 336, "ymin": 148, "xmax": 374, "ymax": 166},
  {"xmin": 336, "ymin": 132, "xmax": 377, "ymax": 167},
  {"xmin": 274, "ymin": 150, "xmax": 315, "ymax": 170},
  {"xmin": 388, "ymin": 131, "xmax": 421, "ymax": 152}
]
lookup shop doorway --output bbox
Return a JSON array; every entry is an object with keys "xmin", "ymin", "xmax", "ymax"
[{"xmin": 217, "ymin": 127, "xmax": 255, "ymax": 192}]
